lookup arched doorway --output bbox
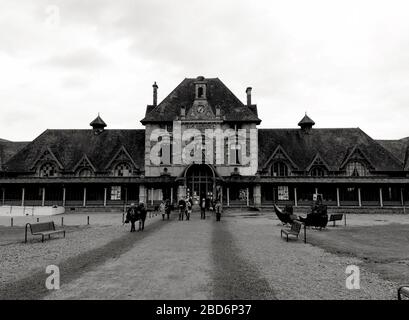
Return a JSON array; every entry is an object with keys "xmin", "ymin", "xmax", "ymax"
[{"xmin": 185, "ymin": 164, "xmax": 215, "ymax": 204}]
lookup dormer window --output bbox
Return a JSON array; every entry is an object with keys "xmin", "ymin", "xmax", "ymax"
[
  {"xmin": 39, "ymin": 162, "xmax": 58, "ymax": 177},
  {"xmin": 346, "ymin": 161, "xmax": 367, "ymax": 177}
]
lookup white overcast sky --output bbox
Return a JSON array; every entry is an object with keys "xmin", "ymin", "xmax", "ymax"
[{"xmin": 1, "ymin": 0, "xmax": 409, "ymax": 141}]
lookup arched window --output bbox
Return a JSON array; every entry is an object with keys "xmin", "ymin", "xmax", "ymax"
[
  {"xmin": 345, "ymin": 161, "xmax": 367, "ymax": 177},
  {"xmin": 113, "ymin": 162, "xmax": 132, "ymax": 177},
  {"xmin": 39, "ymin": 162, "xmax": 58, "ymax": 177},
  {"xmin": 310, "ymin": 166, "xmax": 325, "ymax": 177},
  {"xmin": 78, "ymin": 168, "xmax": 93, "ymax": 177},
  {"xmin": 271, "ymin": 162, "xmax": 289, "ymax": 177}
]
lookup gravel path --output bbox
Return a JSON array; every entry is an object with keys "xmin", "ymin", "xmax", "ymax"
[
  {"xmin": 226, "ymin": 216, "xmax": 397, "ymax": 299},
  {"xmin": 0, "ymin": 210, "xmax": 402, "ymax": 300},
  {"xmin": 0, "ymin": 214, "xmax": 163, "ymax": 299},
  {"xmin": 212, "ymin": 220, "xmax": 276, "ymax": 299},
  {"xmin": 46, "ymin": 213, "xmax": 214, "ymax": 299}
]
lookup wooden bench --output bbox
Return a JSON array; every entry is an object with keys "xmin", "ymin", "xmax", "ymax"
[
  {"xmin": 328, "ymin": 214, "xmax": 344, "ymax": 227},
  {"xmin": 398, "ymin": 286, "xmax": 409, "ymax": 300},
  {"xmin": 25, "ymin": 221, "xmax": 66, "ymax": 243},
  {"xmin": 281, "ymin": 221, "xmax": 302, "ymax": 242}
]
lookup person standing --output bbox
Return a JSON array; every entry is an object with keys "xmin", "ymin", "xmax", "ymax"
[
  {"xmin": 165, "ymin": 199, "xmax": 171, "ymax": 220},
  {"xmin": 200, "ymin": 197, "xmax": 206, "ymax": 220},
  {"xmin": 138, "ymin": 202, "xmax": 147, "ymax": 231},
  {"xmin": 125, "ymin": 203, "xmax": 138, "ymax": 232},
  {"xmin": 215, "ymin": 199, "xmax": 222, "ymax": 221},
  {"xmin": 159, "ymin": 200, "xmax": 166, "ymax": 221},
  {"xmin": 186, "ymin": 197, "xmax": 192, "ymax": 221},
  {"xmin": 178, "ymin": 198, "xmax": 186, "ymax": 221}
]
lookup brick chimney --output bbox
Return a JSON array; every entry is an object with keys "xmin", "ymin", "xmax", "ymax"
[
  {"xmin": 153, "ymin": 82, "xmax": 158, "ymax": 106},
  {"xmin": 246, "ymin": 87, "xmax": 252, "ymax": 106}
]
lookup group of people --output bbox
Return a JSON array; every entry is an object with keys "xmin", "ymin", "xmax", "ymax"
[
  {"xmin": 125, "ymin": 195, "xmax": 223, "ymax": 232},
  {"xmin": 177, "ymin": 197, "xmax": 193, "ymax": 221},
  {"xmin": 125, "ymin": 202, "xmax": 147, "ymax": 232}
]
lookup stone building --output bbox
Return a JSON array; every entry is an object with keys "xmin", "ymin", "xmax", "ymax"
[{"xmin": 0, "ymin": 76, "xmax": 408, "ymax": 211}]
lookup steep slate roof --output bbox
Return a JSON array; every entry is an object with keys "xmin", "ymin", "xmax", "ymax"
[
  {"xmin": 141, "ymin": 78, "xmax": 261, "ymax": 123},
  {"xmin": 258, "ymin": 128, "xmax": 404, "ymax": 172},
  {"xmin": 4, "ymin": 130, "xmax": 145, "ymax": 173},
  {"xmin": 0, "ymin": 139, "xmax": 29, "ymax": 170},
  {"xmin": 376, "ymin": 137, "xmax": 409, "ymax": 164}
]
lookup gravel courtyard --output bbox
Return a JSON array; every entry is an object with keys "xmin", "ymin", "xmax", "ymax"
[{"xmin": 0, "ymin": 210, "xmax": 405, "ymax": 300}]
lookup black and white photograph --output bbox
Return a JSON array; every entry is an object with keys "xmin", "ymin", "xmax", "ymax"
[{"xmin": 0, "ymin": 0, "xmax": 409, "ymax": 312}]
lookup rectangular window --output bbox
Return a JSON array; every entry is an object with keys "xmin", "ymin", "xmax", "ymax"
[
  {"xmin": 278, "ymin": 186, "xmax": 289, "ymax": 200},
  {"xmin": 110, "ymin": 186, "xmax": 121, "ymax": 200}
]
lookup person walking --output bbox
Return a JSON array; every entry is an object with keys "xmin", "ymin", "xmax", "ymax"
[
  {"xmin": 125, "ymin": 203, "xmax": 139, "ymax": 232},
  {"xmin": 165, "ymin": 199, "xmax": 171, "ymax": 220},
  {"xmin": 159, "ymin": 200, "xmax": 166, "ymax": 221},
  {"xmin": 138, "ymin": 202, "xmax": 147, "ymax": 231},
  {"xmin": 200, "ymin": 197, "xmax": 206, "ymax": 220},
  {"xmin": 185, "ymin": 197, "xmax": 192, "ymax": 221}
]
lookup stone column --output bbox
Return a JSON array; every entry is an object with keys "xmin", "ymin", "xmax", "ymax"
[
  {"xmin": 151, "ymin": 188, "xmax": 154, "ymax": 206},
  {"xmin": 358, "ymin": 187, "xmax": 362, "ymax": 207},
  {"xmin": 103, "ymin": 188, "xmax": 107, "ymax": 207},
  {"xmin": 83, "ymin": 187, "xmax": 87, "ymax": 207},
  {"xmin": 62, "ymin": 187, "xmax": 66, "ymax": 207},
  {"xmin": 139, "ymin": 185, "xmax": 146, "ymax": 204},
  {"xmin": 227, "ymin": 187, "xmax": 230, "ymax": 207},
  {"xmin": 21, "ymin": 187, "xmax": 25, "ymax": 207},
  {"xmin": 379, "ymin": 187, "xmax": 383, "ymax": 207},
  {"xmin": 2, "ymin": 188, "xmax": 5, "ymax": 206},
  {"xmin": 401, "ymin": 188, "xmax": 404, "ymax": 207},
  {"xmin": 246, "ymin": 188, "xmax": 249, "ymax": 207},
  {"xmin": 170, "ymin": 187, "xmax": 174, "ymax": 204},
  {"xmin": 41, "ymin": 188, "xmax": 45, "ymax": 207},
  {"xmin": 253, "ymin": 184, "xmax": 261, "ymax": 207},
  {"xmin": 294, "ymin": 187, "xmax": 298, "ymax": 207},
  {"xmin": 336, "ymin": 187, "xmax": 340, "ymax": 207}
]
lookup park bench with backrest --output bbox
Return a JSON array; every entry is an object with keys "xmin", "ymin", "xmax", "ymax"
[
  {"xmin": 328, "ymin": 214, "xmax": 344, "ymax": 227},
  {"xmin": 25, "ymin": 221, "xmax": 65, "ymax": 243},
  {"xmin": 398, "ymin": 286, "xmax": 409, "ymax": 300},
  {"xmin": 280, "ymin": 221, "xmax": 302, "ymax": 242}
]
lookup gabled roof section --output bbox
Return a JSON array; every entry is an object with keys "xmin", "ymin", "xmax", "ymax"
[
  {"xmin": 141, "ymin": 77, "xmax": 261, "ymax": 124},
  {"xmin": 104, "ymin": 145, "xmax": 139, "ymax": 170},
  {"xmin": 340, "ymin": 145, "xmax": 375, "ymax": 170},
  {"xmin": 305, "ymin": 152, "xmax": 331, "ymax": 172},
  {"xmin": 262, "ymin": 145, "xmax": 298, "ymax": 170},
  {"xmin": 376, "ymin": 137, "xmax": 409, "ymax": 166},
  {"xmin": 72, "ymin": 154, "xmax": 97, "ymax": 173},
  {"xmin": 0, "ymin": 139, "xmax": 29, "ymax": 170},
  {"xmin": 258, "ymin": 128, "xmax": 403, "ymax": 172},
  {"xmin": 30, "ymin": 146, "xmax": 64, "ymax": 170},
  {"xmin": 4, "ymin": 129, "xmax": 145, "ymax": 173}
]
